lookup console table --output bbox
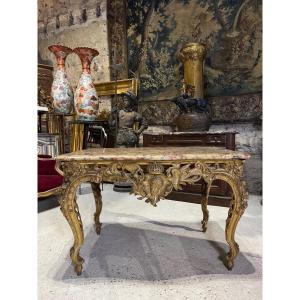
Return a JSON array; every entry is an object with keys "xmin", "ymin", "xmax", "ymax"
[
  {"xmin": 143, "ymin": 132, "xmax": 237, "ymax": 207},
  {"xmin": 56, "ymin": 147, "xmax": 250, "ymax": 275}
]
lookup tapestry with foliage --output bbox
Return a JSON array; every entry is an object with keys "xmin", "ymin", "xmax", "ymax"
[{"xmin": 127, "ymin": 0, "xmax": 262, "ymax": 99}]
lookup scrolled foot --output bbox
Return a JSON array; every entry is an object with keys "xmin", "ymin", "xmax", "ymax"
[
  {"xmin": 75, "ymin": 264, "xmax": 83, "ymax": 276},
  {"xmin": 70, "ymin": 245, "xmax": 84, "ymax": 275},
  {"xmin": 72, "ymin": 255, "xmax": 84, "ymax": 276},
  {"xmin": 225, "ymin": 242, "xmax": 239, "ymax": 270},
  {"xmin": 95, "ymin": 222, "xmax": 102, "ymax": 235},
  {"xmin": 201, "ymin": 220, "xmax": 208, "ymax": 232},
  {"xmin": 225, "ymin": 258, "xmax": 234, "ymax": 271}
]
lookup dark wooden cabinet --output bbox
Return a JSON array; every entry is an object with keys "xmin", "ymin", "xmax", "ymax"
[
  {"xmin": 38, "ymin": 64, "xmax": 53, "ymax": 98},
  {"xmin": 143, "ymin": 132, "xmax": 237, "ymax": 207}
]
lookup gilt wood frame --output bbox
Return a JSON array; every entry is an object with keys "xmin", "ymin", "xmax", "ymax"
[
  {"xmin": 57, "ymin": 148, "xmax": 249, "ymax": 276},
  {"xmin": 94, "ymin": 78, "xmax": 138, "ymax": 97}
]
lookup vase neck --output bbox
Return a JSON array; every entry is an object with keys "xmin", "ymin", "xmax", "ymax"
[
  {"xmin": 73, "ymin": 47, "xmax": 99, "ymax": 74},
  {"xmin": 48, "ymin": 45, "xmax": 72, "ymax": 71},
  {"xmin": 82, "ymin": 62, "xmax": 91, "ymax": 73},
  {"xmin": 57, "ymin": 57, "xmax": 66, "ymax": 70}
]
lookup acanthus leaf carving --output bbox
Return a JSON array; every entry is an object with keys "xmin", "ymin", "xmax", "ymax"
[{"xmin": 61, "ymin": 160, "xmax": 246, "ymax": 208}]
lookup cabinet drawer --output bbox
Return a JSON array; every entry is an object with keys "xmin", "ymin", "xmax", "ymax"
[
  {"xmin": 144, "ymin": 135, "xmax": 164, "ymax": 145},
  {"xmin": 206, "ymin": 134, "xmax": 226, "ymax": 146}
]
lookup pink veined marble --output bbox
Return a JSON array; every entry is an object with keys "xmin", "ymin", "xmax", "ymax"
[{"xmin": 57, "ymin": 146, "xmax": 250, "ymax": 162}]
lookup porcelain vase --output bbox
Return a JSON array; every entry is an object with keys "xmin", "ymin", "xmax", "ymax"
[
  {"xmin": 73, "ymin": 47, "xmax": 99, "ymax": 121},
  {"xmin": 48, "ymin": 45, "xmax": 73, "ymax": 114}
]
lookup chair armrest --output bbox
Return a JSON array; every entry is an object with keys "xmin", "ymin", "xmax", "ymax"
[{"xmin": 38, "ymin": 157, "xmax": 64, "ymax": 176}]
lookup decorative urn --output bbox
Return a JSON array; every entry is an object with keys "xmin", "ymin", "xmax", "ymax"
[
  {"xmin": 174, "ymin": 43, "xmax": 211, "ymax": 131},
  {"xmin": 173, "ymin": 85, "xmax": 211, "ymax": 132},
  {"xmin": 48, "ymin": 45, "xmax": 73, "ymax": 114},
  {"xmin": 73, "ymin": 47, "xmax": 100, "ymax": 121}
]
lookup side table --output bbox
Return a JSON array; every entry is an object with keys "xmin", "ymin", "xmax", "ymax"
[
  {"xmin": 71, "ymin": 120, "xmax": 113, "ymax": 151},
  {"xmin": 37, "ymin": 106, "xmax": 49, "ymax": 133},
  {"xmin": 56, "ymin": 147, "xmax": 250, "ymax": 275}
]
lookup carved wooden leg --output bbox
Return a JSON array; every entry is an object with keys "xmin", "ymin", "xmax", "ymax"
[
  {"xmin": 60, "ymin": 187, "xmax": 84, "ymax": 276},
  {"xmin": 90, "ymin": 182, "xmax": 103, "ymax": 235},
  {"xmin": 225, "ymin": 180, "xmax": 247, "ymax": 270},
  {"xmin": 201, "ymin": 181, "xmax": 211, "ymax": 232}
]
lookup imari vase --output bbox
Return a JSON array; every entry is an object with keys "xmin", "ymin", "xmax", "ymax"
[
  {"xmin": 48, "ymin": 45, "xmax": 73, "ymax": 114},
  {"xmin": 73, "ymin": 47, "xmax": 99, "ymax": 121}
]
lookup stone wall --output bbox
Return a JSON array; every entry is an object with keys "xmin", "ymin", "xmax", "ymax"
[
  {"xmin": 209, "ymin": 123, "xmax": 262, "ymax": 195},
  {"xmin": 38, "ymin": 0, "xmax": 111, "ymax": 116}
]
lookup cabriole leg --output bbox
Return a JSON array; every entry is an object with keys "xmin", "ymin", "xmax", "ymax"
[
  {"xmin": 225, "ymin": 180, "xmax": 247, "ymax": 270},
  {"xmin": 60, "ymin": 187, "xmax": 84, "ymax": 276},
  {"xmin": 91, "ymin": 182, "xmax": 103, "ymax": 235},
  {"xmin": 201, "ymin": 181, "xmax": 211, "ymax": 232}
]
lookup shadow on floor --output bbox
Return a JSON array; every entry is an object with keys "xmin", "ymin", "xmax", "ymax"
[
  {"xmin": 54, "ymin": 222, "xmax": 256, "ymax": 282},
  {"xmin": 38, "ymin": 185, "xmax": 93, "ymax": 213},
  {"xmin": 38, "ymin": 196, "xmax": 60, "ymax": 213}
]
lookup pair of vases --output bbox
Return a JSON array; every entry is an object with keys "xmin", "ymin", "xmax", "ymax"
[{"xmin": 48, "ymin": 45, "xmax": 99, "ymax": 121}]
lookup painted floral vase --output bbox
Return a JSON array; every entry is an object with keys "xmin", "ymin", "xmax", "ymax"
[
  {"xmin": 48, "ymin": 45, "xmax": 73, "ymax": 114},
  {"xmin": 73, "ymin": 47, "xmax": 99, "ymax": 121}
]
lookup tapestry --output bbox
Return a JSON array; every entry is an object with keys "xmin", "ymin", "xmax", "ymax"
[
  {"xmin": 107, "ymin": 0, "xmax": 128, "ymax": 80},
  {"xmin": 127, "ymin": 0, "xmax": 262, "ymax": 99},
  {"xmin": 141, "ymin": 92, "xmax": 262, "ymax": 125}
]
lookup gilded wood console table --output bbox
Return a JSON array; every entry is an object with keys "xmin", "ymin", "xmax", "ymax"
[{"xmin": 56, "ymin": 147, "xmax": 250, "ymax": 275}]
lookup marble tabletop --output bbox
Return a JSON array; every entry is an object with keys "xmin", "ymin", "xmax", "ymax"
[
  {"xmin": 57, "ymin": 147, "xmax": 250, "ymax": 162},
  {"xmin": 144, "ymin": 131, "xmax": 238, "ymax": 135}
]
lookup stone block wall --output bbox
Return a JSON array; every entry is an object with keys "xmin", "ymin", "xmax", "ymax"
[
  {"xmin": 207, "ymin": 94, "xmax": 262, "ymax": 194},
  {"xmin": 38, "ymin": 0, "xmax": 111, "ymax": 116},
  {"xmin": 209, "ymin": 123, "xmax": 262, "ymax": 154},
  {"xmin": 209, "ymin": 123, "xmax": 262, "ymax": 195}
]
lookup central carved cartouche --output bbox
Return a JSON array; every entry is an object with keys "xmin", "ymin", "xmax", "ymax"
[{"xmin": 147, "ymin": 162, "xmax": 164, "ymax": 175}]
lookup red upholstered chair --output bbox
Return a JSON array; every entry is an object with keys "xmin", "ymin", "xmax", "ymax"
[{"xmin": 38, "ymin": 154, "xmax": 64, "ymax": 198}]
